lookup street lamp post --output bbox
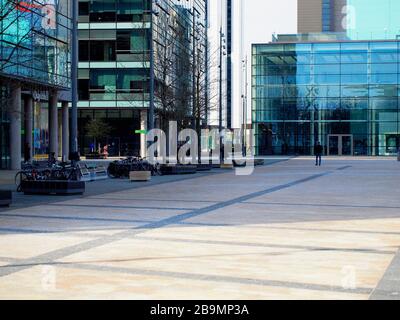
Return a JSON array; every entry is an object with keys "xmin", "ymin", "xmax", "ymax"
[
  {"xmin": 242, "ymin": 56, "xmax": 248, "ymax": 156},
  {"xmin": 71, "ymin": 0, "xmax": 78, "ymax": 154},
  {"xmin": 148, "ymin": 2, "xmax": 155, "ymax": 132},
  {"xmin": 219, "ymin": 27, "xmax": 225, "ymax": 163}
]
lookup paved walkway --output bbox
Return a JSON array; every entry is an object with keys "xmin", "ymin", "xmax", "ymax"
[{"xmin": 0, "ymin": 158, "xmax": 399, "ymax": 299}]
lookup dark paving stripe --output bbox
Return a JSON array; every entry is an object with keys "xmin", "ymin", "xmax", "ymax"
[
  {"xmin": 0, "ymin": 225, "xmax": 156, "ymax": 235},
  {"xmin": 0, "ymin": 213, "xmax": 155, "ymax": 224},
  {"xmin": 87, "ymin": 197, "xmax": 218, "ymax": 204},
  {"xmin": 336, "ymin": 166, "xmax": 353, "ymax": 171},
  {"xmin": 245, "ymin": 225, "xmax": 400, "ymax": 237},
  {"xmin": 178, "ymin": 221, "xmax": 400, "ymax": 237},
  {"xmin": 370, "ymin": 248, "xmax": 400, "ymax": 300},
  {"xmin": 243, "ymin": 201, "xmax": 400, "ymax": 211},
  {"xmin": 51, "ymin": 203, "xmax": 192, "ymax": 211},
  {"xmin": 0, "ymin": 227, "xmax": 109, "ymax": 239},
  {"xmin": 134, "ymin": 236, "xmax": 395, "ymax": 255},
  {"xmin": 60, "ymin": 263, "xmax": 372, "ymax": 295},
  {"xmin": 0, "ymin": 170, "xmax": 331, "ymax": 278}
]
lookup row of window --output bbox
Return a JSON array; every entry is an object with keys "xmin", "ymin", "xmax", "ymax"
[
  {"xmin": 253, "ymin": 85, "xmax": 400, "ymax": 98},
  {"xmin": 253, "ymin": 42, "xmax": 400, "ymax": 54},
  {"xmin": 79, "ymin": 0, "xmax": 151, "ymax": 23},
  {"xmin": 254, "ymin": 64, "xmax": 400, "ymax": 76},
  {"xmin": 253, "ymin": 52, "xmax": 400, "ymax": 65},
  {"xmin": 254, "ymin": 74, "xmax": 400, "ymax": 85}
]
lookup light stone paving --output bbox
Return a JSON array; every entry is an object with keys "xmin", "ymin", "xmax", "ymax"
[{"xmin": 0, "ymin": 158, "xmax": 399, "ymax": 300}]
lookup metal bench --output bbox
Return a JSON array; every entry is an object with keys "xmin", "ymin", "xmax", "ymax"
[
  {"xmin": 91, "ymin": 165, "xmax": 109, "ymax": 181},
  {"xmin": 78, "ymin": 164, "xmax": 92, "ymax": 182}
]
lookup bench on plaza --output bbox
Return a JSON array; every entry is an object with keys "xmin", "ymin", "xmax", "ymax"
[
  {"xmin": 78, "ymin": 163, "xmax": 108, "ymax": 182},
  {"xmin": 20, "ymin": 180, "xmax": 85, "ymax": 195},
  {"xmin": 89, "ymin": 164, "xmax": 109, "ymax": 181},
  {"xmin": 0, "ymin": 190, "xmax": 12, "ymax": 207},
  {"xmin": 129, "ymin": 171, "xmax": 151, "ymax": 182},
  {"xmin": 78, "ymin": 164, "xmax": 92, "ymax": 182}
]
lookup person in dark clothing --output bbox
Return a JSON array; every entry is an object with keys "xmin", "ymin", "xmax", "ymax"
[{"xmin": 315, "ymin": 142, "xmax": 323, "ymax": 166}]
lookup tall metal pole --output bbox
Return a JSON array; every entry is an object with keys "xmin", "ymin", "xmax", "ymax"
[
  {"xmin": 241, "ymin": 59, "xmax": 246, "ymax": 156},
  {"xmin": 192, "ymin": 10, "xmax": 196, "ymax": 131},
  {"xmin": 219, "ymin": 27, "xmax": 223, "ymax": 163},
  {"xmin": 148, "ymin": 1, "xmax": 155, "ymax": 131},
  {"xmin": 242, "ymin": 56, "xmax": 248, "ymax": 156},
  {"xmin": 70, "ymin": 0, "xmax": 78, "ymax": 154}
]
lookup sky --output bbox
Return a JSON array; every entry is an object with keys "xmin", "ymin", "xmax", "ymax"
[{"xmin": 235, "ymin": 0, "xmax": 298, "ymax": 128}]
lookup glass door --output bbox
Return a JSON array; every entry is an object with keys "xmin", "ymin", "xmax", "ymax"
[
  {"xmin": 328, "ymin": 135, "xmax": 339, "ymax": 156},
  {"xmin": 342, "ymin": 135, "xmax": 354, "ymax": 156},
  {"xmin": 328, "ymin": 135, "xmax": 353, "ymax": 156}
]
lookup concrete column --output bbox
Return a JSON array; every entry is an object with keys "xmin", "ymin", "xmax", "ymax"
[
  {"xmin": 48, "ymin": 91, "xmax": 59, "ymax": 159},
  {"xmin": 9, "ymin": 83, "xmax": 22, "ymax": 170},
  {"xmin": 140, "ymin": 109, "xmax": 148, "ymax": 158},
  {"xmin": 61, "ymin": 101, "xmax": 69, "ymax": 162},
  {"xmin": 24, "ymin": 95, "xmax": 33, "ymax": 161}
]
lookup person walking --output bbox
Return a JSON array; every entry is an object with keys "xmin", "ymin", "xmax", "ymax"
[{"xmin": 315, "ymin": 142, "xmax": 323, "ymax": 166}]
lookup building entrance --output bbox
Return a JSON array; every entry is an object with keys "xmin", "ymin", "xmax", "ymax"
[{"xmin": 328, "ymin": 135, "xmax": 353, "ymax": 156}]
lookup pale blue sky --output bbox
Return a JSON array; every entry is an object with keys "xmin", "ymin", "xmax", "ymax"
[{"xmin": 235, "ymin": 0, "xmax": 297, "ymax": 127}]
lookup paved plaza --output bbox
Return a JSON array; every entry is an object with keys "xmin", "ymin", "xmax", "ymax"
[{"xmin": 0, "ymin": 158, "xmax": 399, "ymax": 300}]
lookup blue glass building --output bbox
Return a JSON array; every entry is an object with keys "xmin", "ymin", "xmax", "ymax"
[
  {"xmin": 1, "ymin": 0, "xmax": 72, "ymax": 169},
  {"xmin": 252, "ymin": 40, "xmax": 400, "ymax": 156}
]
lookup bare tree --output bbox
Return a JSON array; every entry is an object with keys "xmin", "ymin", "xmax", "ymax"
[
  {"xmin": 190, "ymin": 36, "xmax": 225, "ymax": 161},
  {"xmin": 153, "ymin": 12, "xmax": 192, "ymax": 133}
]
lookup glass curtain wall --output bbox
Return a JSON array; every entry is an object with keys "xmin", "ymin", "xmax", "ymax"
[
  {"xmin": 0, "ymin": 0, "xmax": 72, "ymax": 88},
  {"xmin": 252, "ymin": 41, "xmax": 400, "ymax": 156}
]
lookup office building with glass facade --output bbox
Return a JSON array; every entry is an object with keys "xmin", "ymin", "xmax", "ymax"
[
  {"xmin": 0, "ymin": 0, "xmax": 72, "ymax": 169},
  {"xmin": 252, "ymin": 40, "xmax": 400, "ymax": 156},
  {"xmin": 77, "ymin": 0, "xmax": 207, "ymax": 157}
]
